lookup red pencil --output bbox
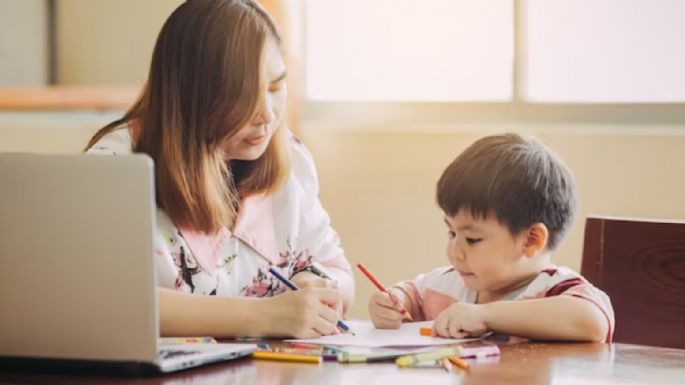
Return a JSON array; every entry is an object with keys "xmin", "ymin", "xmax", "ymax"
[{"xmin": 356, "ymin": 263, "xmax": 413, "ymax": 321}]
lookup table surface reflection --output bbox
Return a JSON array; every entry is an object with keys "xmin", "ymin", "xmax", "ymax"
[{"xmin": 1, "ymin": 342, "xmax": 684, "ymax": 385}]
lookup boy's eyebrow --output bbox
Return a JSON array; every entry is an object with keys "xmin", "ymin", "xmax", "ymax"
[
  {"xmin": 444, "ymin": 217, "xmax": 482, "ymax": 232},
  {"xmin": 457, "ymin": 224, "xmax": 481, "ymax": 232}
]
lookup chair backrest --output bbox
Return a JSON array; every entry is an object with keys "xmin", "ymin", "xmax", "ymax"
[{"xmin": 581, "ymin": 216, "xmax": 685, "ymax": 349}]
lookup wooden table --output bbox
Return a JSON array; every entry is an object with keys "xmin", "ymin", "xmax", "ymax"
[{"xmin": 1, "ymin": 342, "xmax": 684, "ymax": 384}]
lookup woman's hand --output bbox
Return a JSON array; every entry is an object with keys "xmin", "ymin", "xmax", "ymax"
[
  {"xmin": 291, "ymin": 271, "xmax": 343, "ymax": 315},
  {"xmin": 258, "ymin": 287, "xmax": 342, "ymax": 339},
  {"xmin": 432, "ymin": 303, "xmax": 490, "ymax": 338},
  {"xmin": 368, "ymin": 289, "xmax": 405, "ymax": 329}
]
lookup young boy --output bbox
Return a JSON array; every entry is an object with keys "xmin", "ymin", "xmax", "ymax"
[{"xmin": 369, "ymin": 133, "xmax": 614, "ymax": 342}]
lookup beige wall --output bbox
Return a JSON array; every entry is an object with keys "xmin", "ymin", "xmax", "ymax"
[
  {"xmin": 4, "ymin": 0, "xmax": 685, "ymax": 322},
  {"xmin": 0, "ymin": 0, "xmax": 48, "ymax": 86},
  {"xmin": 1, "ymin": 110, "xmax": 684, "ymax": 320},
  {"xmin": 0, "ymin": 111, "xmax": 120, "ymax": 153},
  {"xmin": 56, "ymin": 0, "xmax": 182, "ymax": 85}
]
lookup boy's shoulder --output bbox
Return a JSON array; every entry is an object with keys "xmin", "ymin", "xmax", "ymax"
[
  {"xmin": 519, "ymin": 265, "xmax": 592, "ymax": 299},
  {"xmin": 412, "ymin": 266, "xmax": 472, "ymax": 299}
]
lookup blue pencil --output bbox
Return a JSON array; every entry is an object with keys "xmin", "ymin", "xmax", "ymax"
[{"xmin": 268, "ymin": 267, "xmax": 354, "ymax": 335}]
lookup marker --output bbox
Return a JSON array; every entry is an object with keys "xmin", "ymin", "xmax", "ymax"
[
  {"xmin": 272, "ymin": 347, "xmax": 337, "ymax": 361},
  {"xmin": 337, "ymin": 352, "xmax": 404, "ymax": 363},
  {"xmin": 448, "ymin": 355, "xmax": 470, "ymax": 370},
  {"xmin": 309, "ymin": 261, "xmax": 337, "ymax": 281},
  {"xmin": 268, "ymin": 267, "xmax": 354, "ymax": 335},
  {"xmin": 395, "ymin": 347, "xmax": 464, "ymax": 368}
]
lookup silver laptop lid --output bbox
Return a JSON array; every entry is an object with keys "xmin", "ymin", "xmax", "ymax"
[{"xmin": 0, "ymin": 153, "xmax": 158, "ymax": 362}]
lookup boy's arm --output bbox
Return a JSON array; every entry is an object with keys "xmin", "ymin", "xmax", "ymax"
[{"xmin": 482, "ymin": 295, "xmax": 609, "ymax": 342}]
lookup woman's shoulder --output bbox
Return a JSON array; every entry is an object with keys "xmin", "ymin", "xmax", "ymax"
[
  {"xmin": 86, "ymin": 123, "xmax": 134, "ymax": 155},
  {"xmin": 285, "ymin": 131, "xmax": 320, "ymax": 193}
]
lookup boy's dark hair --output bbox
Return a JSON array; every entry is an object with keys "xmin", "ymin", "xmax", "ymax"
[{"xmin": 436, "ymin": 133, "xmax": 578, "ymax": 250}]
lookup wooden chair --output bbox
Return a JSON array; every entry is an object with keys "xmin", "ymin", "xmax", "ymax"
[{"xmin": 581, "ymin": 216, "xmax": 685, "ymax": 349}]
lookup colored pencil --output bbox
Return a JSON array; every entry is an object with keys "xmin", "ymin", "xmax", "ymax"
[
  {"xmin": 268, "ymin": 267, "xmax": 354, "ymax": 335},
  {"xmin": 356, "ymin": 263, "xmax": 413, "ymax": 321},
  {"xmin": 252, "ymin": 350, "xmax": 322, "ymax": 363},
  {"xmin": 419, "ymin": 327, "xmax": 433, "ymax": 336}
]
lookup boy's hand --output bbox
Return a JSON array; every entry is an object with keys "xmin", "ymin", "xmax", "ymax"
[
  {"xmin": 368, "ymin": 290, "xmax": 406, "ymax": 329},
  {"xmin": 433, "ymin": 303, "xmax": 489, "ymax": 338}
]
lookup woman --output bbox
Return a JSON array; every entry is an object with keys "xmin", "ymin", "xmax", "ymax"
[{"xmin": 86, "ymin": 0, "xmax": 354, "ymax": 338}]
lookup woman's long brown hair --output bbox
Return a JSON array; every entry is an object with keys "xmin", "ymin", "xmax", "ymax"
[{"xmin": 86, "ymin": 0, "xmax": 290, "ymax": 234}]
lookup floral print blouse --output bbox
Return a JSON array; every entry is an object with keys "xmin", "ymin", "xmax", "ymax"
[{"xmin": 87, "ymin": 126, "xmax": 353, "ymax": 298}]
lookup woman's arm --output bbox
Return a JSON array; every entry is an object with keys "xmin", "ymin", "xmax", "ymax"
[
  {"xmin": 158, "ymin": 286, "xmax": 343, "ymax": 338},
  {"xmin": 159, "ymin": 288, "xmax": 259, "ymax": 337}
]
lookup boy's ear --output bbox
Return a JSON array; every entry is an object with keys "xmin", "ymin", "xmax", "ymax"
[{"xmin": 522, "ymin": 223, "xmax": 548, "ymax": 257}]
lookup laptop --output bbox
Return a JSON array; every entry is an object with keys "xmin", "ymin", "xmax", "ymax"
[{"xmin": 0, "ymin": 153, "xmax": 256, "ymax": 374}]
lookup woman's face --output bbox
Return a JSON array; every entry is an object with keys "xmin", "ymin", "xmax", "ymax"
[{"xmin": 222, "ymin": 37, "xmax": 287, "ymax": 161}]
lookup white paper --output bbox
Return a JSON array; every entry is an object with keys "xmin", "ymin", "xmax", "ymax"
[{"xmin": 286, "ymin": 320, "xmax": 482, "ymax": 348}]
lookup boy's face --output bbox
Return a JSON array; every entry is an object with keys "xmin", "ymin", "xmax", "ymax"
[{"xmin": 444, "ymin": 210, "xmax": 533, "ymax": 295}]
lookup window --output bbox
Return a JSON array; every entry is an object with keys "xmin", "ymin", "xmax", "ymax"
[
  {"xmin": 305, "ymin": 0, "xmax": 685, "ymax": 103},
  {"xmin": 305, "ymin": 0, "xmax": 514, "ymax": 102},
  {"xmin": 522, "ymin": 0, "xmax": 685, "ymax": 103}
]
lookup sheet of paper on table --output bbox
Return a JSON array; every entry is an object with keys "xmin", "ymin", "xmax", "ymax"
[{"xmin": 285, "ymin": 320, "xmax": 485, "ymax": 348}]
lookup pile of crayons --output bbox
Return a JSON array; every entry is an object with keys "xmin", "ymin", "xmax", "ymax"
[
  {"xmin": 166, "ymin": 260, "xmax": 495, "ymax": 371},
  {"xmin": 251, "ymin": 343, "xmax": 341, "ymax": 364},
  {"xmin": 167, "ymin": 336, "xmax": 482, "ymax": 372},
  {"xmin": 338, "ymin": 346, "xmax": 469, "ymax": 371},
  {"xmin": 251, "ymin": 343, "xmax": 471, "ymax": 371},
  {"xmin": 395, "ymin": 347, "xmax": 470, "ymax": 372}
]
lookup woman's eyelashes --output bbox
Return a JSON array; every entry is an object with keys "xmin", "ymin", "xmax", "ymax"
[{"xmin": 268, "ymin": 79, "xmax": 285, "ymax": 93}]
